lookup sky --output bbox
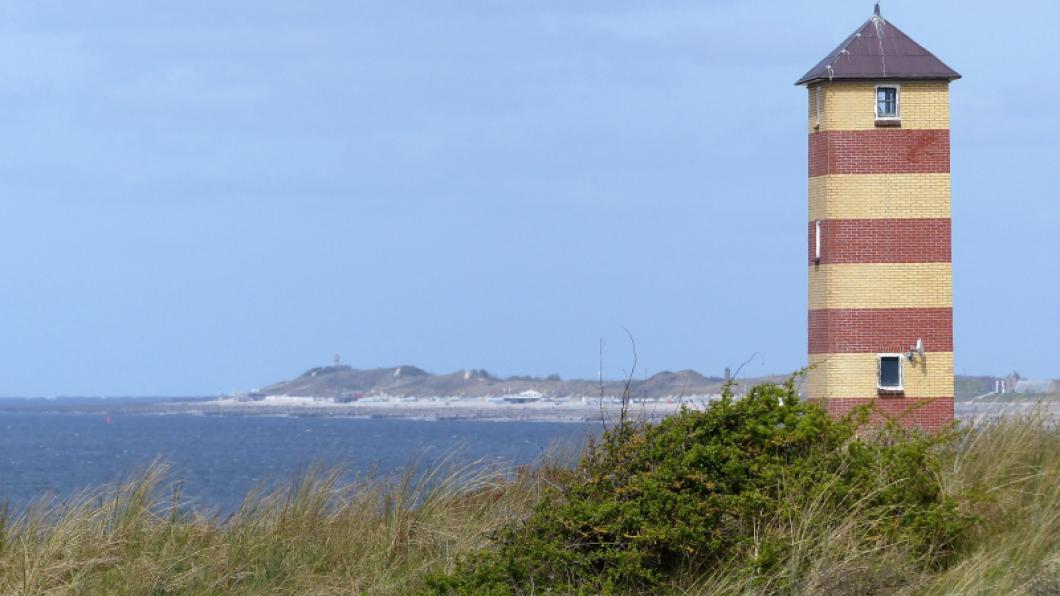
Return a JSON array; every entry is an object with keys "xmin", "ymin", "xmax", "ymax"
[{"xmin": 1, "ymin": 0, "xmax": 1057, "ymax": 396}]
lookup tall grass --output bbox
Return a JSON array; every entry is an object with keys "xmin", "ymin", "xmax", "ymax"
[
  {"xmin": 0, "ymin": 455, "xmax": 559, "ymax": 594},
  {"xmin": 0, "ymin": 415, "xmax": 1056, "ymax": 595},
  {"xmin": 925, "ymin": 411, "xmax": 1060, "ymax": 594}
]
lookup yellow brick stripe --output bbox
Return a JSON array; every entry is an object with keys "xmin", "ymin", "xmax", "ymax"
[
  {"xmin": 809, "ymin": 174, "xmax": 951, "ymax": 221},
  {"xmin": 807, "ymin": 352, "xmax": 955, "ymax": 399},
  {"xmin": 809, "ymin": 263, "xmax": 952, "ymax": 310},
  {"xmin": 808, "ymin": 81, "xmax": 951, "ymax": 133}
]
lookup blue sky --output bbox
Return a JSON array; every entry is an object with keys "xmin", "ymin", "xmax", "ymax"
[{"xmin": 1, "ymin": 0, "xmax": 1057, "ymax": 396}]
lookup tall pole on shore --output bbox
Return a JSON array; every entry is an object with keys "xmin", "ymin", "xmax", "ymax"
[{"xmin": 598, "ymin": 338, "xmax": 605, "ymax": 399}]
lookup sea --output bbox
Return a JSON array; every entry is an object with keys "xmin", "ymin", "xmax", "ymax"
[
  {"xmin": 0, "ymin": 400, "xmax": 593, "ymax": 513},
  {"xmin": 4, "ymin": 397, "xmax": 1055, "ymax": 514}
]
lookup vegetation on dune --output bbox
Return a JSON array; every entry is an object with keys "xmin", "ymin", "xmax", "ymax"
[
  {"xmin": 0, "ymin": 381, "xmax": 1058, "ymax": 594},
  {"xmin": 430, "ymin": 381, "xmax": 975, "ymax": 594}
]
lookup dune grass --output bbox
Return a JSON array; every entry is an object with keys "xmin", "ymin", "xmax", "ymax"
[
  {"xmin": 0, "ymin": 407, "xmax": 1057, "ymax": 594},
  {"xmin": 0, "ymin": 455, "xmax": 560, "ymax": 595}
]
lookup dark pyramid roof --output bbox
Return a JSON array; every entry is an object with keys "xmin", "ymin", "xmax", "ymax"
[{"xmin": 796, "ymin": 8, "xmax": 960, "ymax": 85}]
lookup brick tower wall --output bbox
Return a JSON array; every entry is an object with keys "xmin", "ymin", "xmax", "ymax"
[{"xmin": 806, "ymin": 80, "xmax": 954, "ymax": 431}]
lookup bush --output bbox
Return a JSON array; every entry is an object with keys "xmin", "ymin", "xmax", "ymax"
[{"xmin": 430, "ymin": 380, "xmax": 974, "ymax": 594}]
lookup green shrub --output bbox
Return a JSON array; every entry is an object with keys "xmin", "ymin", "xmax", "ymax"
[{"xmin": 430, "ymin": 380, "xmax": 974, "ymax": 594}]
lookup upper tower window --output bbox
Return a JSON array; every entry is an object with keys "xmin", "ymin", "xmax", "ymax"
[{"xmin": 876, "ymin": 86, "xmax": 900, "ymax": 120}]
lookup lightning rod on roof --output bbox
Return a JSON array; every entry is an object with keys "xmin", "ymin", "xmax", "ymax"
[{"xmin": 874, "ymin": 2, "xmax": 881, "ymax": 17}]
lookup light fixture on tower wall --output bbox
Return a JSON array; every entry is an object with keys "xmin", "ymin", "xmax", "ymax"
[{"xmin": 906, "ymin": 339, "xmax": 925, "ymax": 363}]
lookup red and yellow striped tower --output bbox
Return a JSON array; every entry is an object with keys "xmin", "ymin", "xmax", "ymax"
[{"xmin": 797, "ymin": 6, "xmax": 960, "ymax": 431}]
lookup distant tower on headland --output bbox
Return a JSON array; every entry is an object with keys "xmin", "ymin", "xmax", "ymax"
[{"xmin": 797, "ymin": 5, "xmax": 959, "ymax": 430}]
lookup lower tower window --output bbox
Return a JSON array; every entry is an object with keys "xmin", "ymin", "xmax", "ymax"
[{"xmin": 877, "ymin": 355, "xmax": 904, "ymax": 392}]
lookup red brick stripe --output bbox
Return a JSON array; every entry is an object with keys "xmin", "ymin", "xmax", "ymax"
[
  {"xmin": 809, "ymin": 129, "xmax": 950, "ymax": 177},
  {"xmin": 808, "ymin": 219, "xmax": 951, "ymax": 265},
  {"xmin": 808, "ymin": 308, "xmax": 953, "ymax": 354},
  {"xmin": 810, "ymin": 397, "xmax": 954, "ymax": 432}
]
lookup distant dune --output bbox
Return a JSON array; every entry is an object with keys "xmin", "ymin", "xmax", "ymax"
[
  {"xmin": 246, "ymin": 365, "xmax": 786, "ymax": 401},
  {"xmin": 245, "ymin": 365, "xmax": 1059, "ymax": 402}
]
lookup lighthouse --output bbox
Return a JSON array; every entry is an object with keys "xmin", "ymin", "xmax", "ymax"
[{"xmin": 797, "ymin": 5, "xmax": 960, "ymax": 430}]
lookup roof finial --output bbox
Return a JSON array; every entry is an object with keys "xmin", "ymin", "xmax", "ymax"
[{"xmin": 874, "ymin": 2, "xmax": 881, "ymax": 17}]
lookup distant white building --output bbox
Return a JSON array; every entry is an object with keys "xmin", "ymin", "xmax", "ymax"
[{"xmin": 1013, "ymin": 380, "xmax": 1057, "ymax": 395}]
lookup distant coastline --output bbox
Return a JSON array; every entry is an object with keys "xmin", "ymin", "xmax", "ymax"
[
  {"xmin": 1, "ymin": 366, "xmax": 1055, "ymax": 423},
  {"xmin": 0, "ymin": 395, "xmax": 714, "ymax": 424},
  {"xmin": 3, "ymin": 393, "xmax": 1057, "ymax": 424}
]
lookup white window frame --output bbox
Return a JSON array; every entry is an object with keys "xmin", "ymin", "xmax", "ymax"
[
  {"xmin": 877, "ymin": 353, "xmax": 905, "ymax": 391},
  {"xmin": 815, "ymin": 85, "xmax": 823, "ymax": 128},
  {"xmin": 814, "ymin": 219, "xmax": 822, "ymax": 263},
  {"xmin": 875, "ymin": 84, "xmax": 901, "ymax": 121}
]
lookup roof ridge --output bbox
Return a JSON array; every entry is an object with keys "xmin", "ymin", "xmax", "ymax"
[{"xmin": 816, "ymin": 16, "xmax": 880, "ymax": 82}]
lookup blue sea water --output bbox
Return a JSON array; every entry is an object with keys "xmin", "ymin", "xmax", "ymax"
[{"xmin": 0, "ymin": 409, "xmax": 591, "ymax": 513}]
